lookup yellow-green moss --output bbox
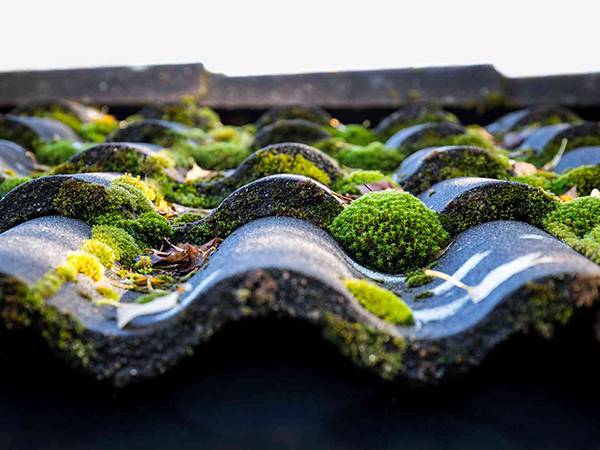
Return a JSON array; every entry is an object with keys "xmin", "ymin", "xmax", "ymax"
[
  {"xmin": 62, "ymin": 252, "xmax": 104, "ymax": 282},
  {"xmin": 36, "ymin": 140, "xmax": 83, "ymax": 165},
  {"xmin": 330, "ymin": 191, "xmax": 449, "ymax": 273},
  {"xmin": 81, "ymin": 239, "xmax": 117, "ymax": 268},
  {"xmin": 344, "ymin": 279, "xmax": 414, "ymax": 325},
  {"xmin": 252, "ymin": 153, "xmax": 331, "ymax": 185},
  {"xmin": 0, "ymin": 176, "xmax": 32, "ymax": 196},
  {"xmin": 91, "ymin": 225, "xmax": 141, "ymax": 267}
]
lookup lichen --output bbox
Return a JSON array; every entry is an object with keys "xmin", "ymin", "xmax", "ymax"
[
  {"xmin": 330, "ymin": 191, "xmax": 449, "ymax": 273},
  {"xmin": 333, "ymin": 170, "xmax": 396, "ymax": 195},
  {"xmin": 344, "ymin": 279, "xmax": 414, "ymax": 325}
]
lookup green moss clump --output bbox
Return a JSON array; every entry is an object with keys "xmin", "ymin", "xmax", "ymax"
[
  {"xmin": 36, "ymin": 140, "xmax": 82, "ymax": 165},
  {"xmin": 550, "ymin": 165, "xmax": 600, "ymax": 196},
  {"xmin": 0, "ymin": 176, "xmax": 32, "ymax": 196},
  {"xmin": 187, "ymin": 142, "xmax": 251, "ymax": 170},
  {"xmin": 511, "ymin": 171, "xmax": 558, "ymax": 190},
  {"xmin": 331, "ymin": 124, "xmax": 379, "ymax": 145},
  {"xmin": 252, "ymin": 153, "xmax": 331, "ymax": 185},
  {"xmin": 322, "ymin": 313, "xmax": 406, "ymax": 379},
  {"xmin": 344, "ymin": 279, "xmax": 414, "ymax": 325},
  {"xmin": 91, "ymin": 225, "xmax": 141, "ymax": 267},
  {"xmin": 330, "ymin": 191, "xmax": 449, "ymax": 273},
  {"xmin": 314, "ymin": 137, "xmax": 352, "ymax": 159},
  {"xmin": 333, "ymin": 170, "xmax": 396, "ymax": 195},
  {"xmin": 543, "ymin": 196, "xmax": 600, "ymax": 264},
  {"xmin": 337, "ymin": 142, "xmax": 406, "ymax": 172},
  {"xmin": 403, "ymin": 127, "xmax": 495, "ymax": 156}
]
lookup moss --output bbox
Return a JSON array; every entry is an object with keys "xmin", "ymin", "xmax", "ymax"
[
  {"xmin": 0, "ymin": 176, "xmax": 32, "ymax": 196},
  {"xmin": 330, "ymin": 191, "xmax": 449, "ymax": 273},
  {"xmin": 549, "ymin": 165, "xmax": 600, "ymax": 195},
  {"xmin": 542, "ymin": 196, "xmax": 600, "ymax": 264},
  {"xmin": 78, "ymin": 116, "xmax": 118, "ymax": 142},
  {"xmin": 337, "ymin": 142, "xmax": 406, "ymax": 172},
  {"xmin": 333, "ymin": 170, "xmax": 396, "ymax": 195},
  {"xmin": 36, "ymin": 140, "xmax": 82, "ymax": 165},
  {"xmin": 158, "ymin": 176, "xmax": 214, "ymax": 207},
  {"xmin": 314, "ymin": 137, "xmax": 353, "ymax": 159},
  {"xmin": 511, "ymin": 171, "xmax": 558, "ymax": 190},
  {"xmin": 406, "ymin": 269, "xmax": 433, "ymax": 288},
  {"xmin": 322, "ymin": 313, "xmax": 406, "ymax": 380},
  {"xmin": 141, "ymin": 98, "xmax": 222, "ymax": 129},
  {"xmin": 62, "ymin": 252, "xmax": 104, "ymax": 282},
  {"xmin": 95, "ymin": 212, "xmax": 172, "ymax": 248},
  {"xmin": 440, "ymin": 182, "xmax": 559, "ymax": 235},
  {"xmin": 528, "ymin": 135, "xmax": 600, "ymax": 167},
  {"xmin": 188, "ymin": 142, "xmax": 251, "ymax": 170},
  {"xmin": 252, "ymin": 118, "xmax": 331, "ymax": 149},
  {"xmin": 251, "ymin": 153, "xmax": 331, "ymax": 185},
  {"xmin": 406, "ymin": 148, "xmax": 511, "ymax": 193},
  {"xmin": 81, "ymin": 239, "xmax": 117, "ymax": 268},
  {"xmin": 524, "ymin": 280, "xmax": 577, "ymax": 338},
  {"xmin": 95, "ymin": 285, "xmax": 119, "ymax": 301},
  {"xmin": 402, "ymin": 127, "xmax": 495, "ymax": 156},
  {"xmin": 344, "ymin": 279, "xmax": 414, "ymax": 325},
  {"xmin": 92, "ymin": 225, "xmax": 141, "ymax": 267},
  {"xmin": 331, "ymin": 124, "xmax": 379, "ymax": 145}
]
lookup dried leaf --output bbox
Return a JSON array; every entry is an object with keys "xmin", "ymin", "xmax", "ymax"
[
  {"xmin": 358, "ymin": 180, "xmax": 403, "ymax": 194},
  {"xmin": 330, "ymin": 190, "xmax": 354, "ymax": 205},
  {"xmin": 511, "ymin": 161, "xmax": 538, "ymax": 177},
  {"xmin": 148, "ymin": 238, "xmax": 221, "ymax": 275}
]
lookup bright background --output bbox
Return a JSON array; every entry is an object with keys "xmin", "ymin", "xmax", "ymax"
[{"xmin": 2, "ymin": 0, "xmax": 596, "ymax": 77}]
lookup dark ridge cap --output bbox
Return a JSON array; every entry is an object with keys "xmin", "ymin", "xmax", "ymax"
[
  {"xmin": 10, "ymin": 98, "xmax": 106, "ymax": 123},
  {"xmin": 485, "ymin": 105, "xmax": 580, "ymax": 136},
  {"xmin": 255, "ymin": 105, "xmax": 332, "ymax": 129},
  {"xmin": 0, "ymin": 113, "xmax": 81, "ymax": 148},
  {"xmin": 0, "ymin": 173, "xmax": 117, "ymax": 232},
  {"xmin": 105, "ymin": 118, "xmax": 193, "ymax": 144},
  {"xmin": 179, "ymin": 174, "xmax": 345, "ymax": 243},
  {"xmin": 251, "ymin": 119, "xmax": 331, "ymax": 149},
  {"xmin": 393, "ymin": 145, "xmax": 508, "ymax": 194},
  {"xmin": 385, "ymin": 122, "xmax": 465, "ymax": 150},
  {"xmin": 0, "ymin": 139, "xmax": 36, "ymax": 178},
  {"xmin": 554, "ymin": 146, "xmax": 600, "ymax": 173},
  {"xmin": 2, "ymin": 216, "xmax": 599, "ymax": 387},
  {"xmin": 421, "ymin": 177, "xmax": 558, "ymax": 235},
  {"xmin": 196, "ymin": 142, "xmax": 343, "ymax": 199}
]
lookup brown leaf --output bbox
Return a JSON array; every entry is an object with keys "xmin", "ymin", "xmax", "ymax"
[
  {"xmin": 511, "ymin": 161, "xmax": 538, "ymax": 177},
  {"xmin": 358, "ymin": 180, "xmax": 403, "ymax": 194},
  {"xmin": 148, "ymin": 238, "xmax": 222, "ymax": 275}
]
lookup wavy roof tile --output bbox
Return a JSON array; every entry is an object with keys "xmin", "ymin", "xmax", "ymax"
[{"xmin": 1, "ymin": 89, "xmax": 600, "ymax": 389}]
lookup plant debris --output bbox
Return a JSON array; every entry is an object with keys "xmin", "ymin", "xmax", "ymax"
[
  {"xmin": 147, "ymin": 238, "xmax": 221, "ymax": 275},
  {"xmin": 358, "ymin": 180, "xmax": 403, "ymax": 194}
]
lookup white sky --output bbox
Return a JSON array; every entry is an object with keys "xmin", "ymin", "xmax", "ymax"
[{"xmin": 2, "ymin": 0, "xmax": 598, "ymax": 77}]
